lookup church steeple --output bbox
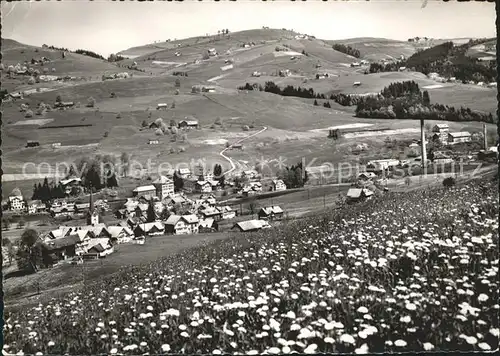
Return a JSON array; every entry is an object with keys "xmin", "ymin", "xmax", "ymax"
[
  {"xmin": 86, "ymin": 184, "xmax": 99, "ymax": 226},
  {"xmin": 89, "ymin": 184, "xmax": 94, "ymax": 213}
]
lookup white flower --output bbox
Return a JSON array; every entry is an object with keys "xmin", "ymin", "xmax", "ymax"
[
  {"xmin": 354, "ymin": 344, "xmax": 369, "ymax": 354},
  {"xmin": 247, "ymin": 351, "xmax": 259, "ymax": 355},
  {"xmin": 394, "ymin": 339, "xmax": 407, "ymax": 347},
  {"xmin": 213, "ymin": 350, "xmax": 222, "ymax": 355},
  {"xmin": 466, "ymin": 336, "xmax": 478, "ymax": 345},
  {"xmin": 340, "ymin": 334, "xmax": 355, "ymax": 344},
  {"xmin": 285, "ymin": 311, "xmax": 296, "ymax": 319},
  {"xmin": 282, "ymin": 346, "xmax": 291, "ymax": 353},
  {"xmin": 400, "ymin": 315, "xmax": 411, "ymax": 323},
  {"xmin": 489, "ymin": 328, "xmax": 500, "ymax": 337},
  {"xmin": 304, "ymin": 344, "xmax": 318, "ymax": 354},
  {"xmin": 180, "ymin": 331, "xmax": 189, "ymax": 338},
  {"xmin": 357, "ymin": 306, "xmax": 368, "ymax": 314},
  {"xmin": 268, "ymin": 347, "xmax": 281, "ymax": 354},
  {"xmin": 406, "ymin": 303, "xmax": 417, "ymax": 311},
  {"xmin": 478, "ymin": 342, "xmax": 491, "ymax": 350},
  {"xmin": 478, "ymin": 294, "xmax": 489, "ymax": 302},
  {"xmin": 324, "ymin": 337, "xmax": 335, "ymax": 344},
  {"xmin": 423, "ymin": 342, "xmax": 434, "ymax": 351},
  {"xmin": 109, "ymin": 348, "xmax": 118, "ymax": 354},
  {"xmin": 47, "ymin": 341, "xmax": 55, "ymax": 347},
  {"xmin": 290, "ymin": 324, "xmax": 301, "ymax": 331}
]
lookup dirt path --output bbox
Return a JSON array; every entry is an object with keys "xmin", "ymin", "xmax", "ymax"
[{"xmin": 220, "ymin": 126, "xmax": 268, "ymax": 176}]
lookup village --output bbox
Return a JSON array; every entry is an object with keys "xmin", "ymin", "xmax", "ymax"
[{"xmin": 3, "ymin": 116, "xmax": 497, "ymax": 270}]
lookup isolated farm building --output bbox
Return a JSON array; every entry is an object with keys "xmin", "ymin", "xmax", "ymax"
[
  {"xmin": 199, "ymin": 218, "xmax": 218, "ymax": 233},
  {"xmin": 148, "ymin": 139, "xmax": 159, "ymax": 145},
  {"xmin": 279, "ymin": 69, "xmax": 291, "ymax": 77},
  {"xmin": 164, "ymin": 214, "xmax": 199, "ymax": 235},
  {"xmin": 432, "ymin": 124, "xmax": 450, "ymax": 145},
  {"xmin": 134, "ymin": 222, "xmax": 165, "ymax": 237},
  {"xmin": 178, "ymin": 119, "xmax": 199, "ymax": 129},
  {"xmin": 252, "ymin": 71, "xmax": 261, "ymax": 77},
  {"xmin": 26, "ymin": 140, "xmax": 40, "ymax": 148},
  {"xmin": 232, "ymin": 219, "xmax": 271, "ymax": 232},
  {"xmin": 351, "ymin": 62, "xmax": 361, "ymax": 67},
  {"xmin": 346, "ymin": 188, "xmax": 374, "ymax": 204},
  {"xmin": 487, "ymin": 82, "xmax": 497, "ymax": 88},
  {"xmin": 231, "ymin": 143, "xmax": 243, "ymax": 150},
  {"xmin": 54, "ymin": 101, "xmax": 75, "ymax": 108},
  {"xmin": 157, "ymin": 103, "xmax": 168, "ymax": 110},
  {"xmin": 353, "ymin": 81, "xmax": 361, "ymax": 87},
  {"xmin": 272, "ymin": 179, "xmax": 287, "ymax": 192},
  {"xmin": 199, "ymin": 206, "xmax": 223, "ymax": 221},
  {"xmin": 149, "ymin": 121, "xmax": 161, "ymax": 129},
  {"xmin": 27, "ymin": 200, "xmax": 46, "ymax": 214},
  {"xmin": 9, "ymin": 92, "xmax": 23, "ymax": 100},
  {"xmin": 152, "ymin": 175, "xmax": 175, "ymax": 199},
  {"xmin": 52, "ymin": 142, "xmax": 62, "ymax": 148},
  {"xmin": 132, "ymin": 185, "xmax": 157, "ymax": 198},
  {"xmin": 202, "ymin": 86, "xmax": 216, "ymax": 93},
  {"xmin": 398, "ymin": 67, "xmax": 407, "ymax": 72},
  {"xmin": 208, "ymin": 48, "xmax": 218, "ymax": 56},
  {"xmin": 448, "ymin": 132, "xmax": 471, "ymax": 145},
  {"xmin": 258, "ymin": 206, "xmax": 284, "ymax": 221}
]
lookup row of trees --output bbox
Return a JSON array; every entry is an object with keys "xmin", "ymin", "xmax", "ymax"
[
  {"xmin": 369, "ymin": 41, "xmax": 497, "ymax": 83},
  {"xmin": 74, "ymin": 49, "xmax": 105, "ymax": 60},
  {"xmin": 332, "ymin": 43, "xmax": 361, "ymax": 58},
  {"xmin": 31, "ymin": 178, "xmax": 66, "ymax": 202},
  {"xmin": 354, "ymin": 81, "xmax": 496, "ymax": 123},
  {"xmin": 278, "ymin": 161, "xmax": 309, "ymax": 189}
]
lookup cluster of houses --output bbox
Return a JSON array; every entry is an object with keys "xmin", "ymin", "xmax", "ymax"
[{"xmin": 431, "ymin": 124, "xmax": 471, "ymax": 146}]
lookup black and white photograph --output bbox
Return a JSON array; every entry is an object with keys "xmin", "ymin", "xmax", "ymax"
[{"xmin": 1, "ymin": 0, "xmax": 499, "ymax": 354}]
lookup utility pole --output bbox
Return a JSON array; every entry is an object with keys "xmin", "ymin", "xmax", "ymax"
[{"xmin": 323, "ymin": 193, "xmax": 326, "ymax": 208}]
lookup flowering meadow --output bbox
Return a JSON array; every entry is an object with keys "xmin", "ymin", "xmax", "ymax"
[{"xmin": 3, "ymin": 177, "xmax": 499, "ymax": 355}]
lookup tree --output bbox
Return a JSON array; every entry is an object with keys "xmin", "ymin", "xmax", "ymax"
[
  {"xmin": 443, "ymin": 177, "xmax": 456, "ymax": 187},
  {"xmin": 25, "ymin": 110, "xmax": 34, "ymax": 118},
  {"xmin": 16, "ymin": 229, "xmax": 41, "ymax": 271},
  {"xmin": 2, "ymin": 217, "xmax": 11, "ymax": 231},
  {"xmin": 213, "ymin": 164, "xmax": 222, "ymax": 179},
  {"xmin": 242, "ymin": 125, "xmax": 250, "ymax": 131},
  {"xmin": 141, "ymin": 120, "xmax": 148, "ymax": 127},
  {"xmin": 28, "ymin": 76, "xmax": 36, "ymax": 85},
  {"xmin": 170, "ymin": 119, "xmax": 177, "ymax": 127},
  {"xmin": 422, "ymin": 90, "xmax": 430, "ymax": 106},
  {"xmin": 247, "ymin": 197, "xmax": 258, "ymax": 216},
  {"xmin": 173, "ymin": 171, "xmax": 184, "ymax": 192},
  {"xmin": 146, "ymin": 200, "xmax": 156, "ymax": 223},
  {"xmin": 175, "ymin": 78, "xmax": 181, "ymax": 88},
  {"xmin": 56, "ymin": 95, "xmax": 62, "ymax": 103},
  {"xmin": 314, "ymin": 99, "xmax": 319, "ymax": 106}
]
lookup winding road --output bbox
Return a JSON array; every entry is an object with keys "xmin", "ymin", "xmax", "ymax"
[{"xmin": 220, "ymin": 126, "xmax": 268, "ymax": 176}]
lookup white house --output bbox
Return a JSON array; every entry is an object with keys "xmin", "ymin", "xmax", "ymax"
[
  {"xmin": 27, "ymin": 200, "xmax": 45, "ymax": 214},
  {"xmin": 177, "ymin": 168, "xmax": 191, "ymax": 178},
  {"xmin": 132, "ymin": 185, "xmax": 157, "ymax": 198},
  {"xmin": 272, "ymin": 179, "xmax": 287, "ymax": 192},
  {"xmin": 134, "ymin": 222, "xmax": 165, "ymax": 237},
  {"xmin": 152, "ymin": 175, "xmax": 175, "ymax": 200},
  {"xmin": 196, "ymin": 181, "xmax": 213, "ymax": 193},
  {"xmin": 8, "ymin": 196, "xmax": 25, "ymax": 212},
  {"xmin": 157, "ymin": 103, "xmax": 168, "ymax": 110},
  {"xmin": 448, "ymin": 132, "xmax": 471, "ymax": 145},
  {"xmin": 219, "ymin": 205, "xmax": 236, "ymax": 220},
  {"xmin": 165, "ymin": 214, "xmax": 199, "ymax": 235}
]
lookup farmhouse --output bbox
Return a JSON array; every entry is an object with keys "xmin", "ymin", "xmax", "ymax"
[
  {"xmin": 27, "ymin": 200, "xmax": 46, "ymax": 214},
  {"xmin": 152, "ymin": 175, "xmax": 175, "ymax": 199},
  {"xmin": 199, "ymin": 218, "xmax": 218, "ymax": 233},
  {"xmin": 432, "ymin": 124, "xmax": 450, "ymax": 145},
  {"xmin": 279, "ymin": 69, "xmax": 291, "ymax": 77},
  {"xmin": 272, "ymin": 179, "xmax": 287, "ymax": 192},
  {"xmin": 26, "ymin": 140, "xmax": 40, "ymax": 148},
  {"xmin": 165, "ymin": 214, "xmax": 199, "ymax": 235},
  {"xmin": 83, "ymin": 239, "xmax": 114, "ymax": 259},
  {"xmin": 148, "ymin": 139, "xmax": 159, "ymax": 145},
  {"xmin": 448, "ymin": 132, "xmax": 471, "ymax": 145},
  {"xmin": 258, "ymin": 206, "xmax": 284, "ymax": 221},
  {"xmin": 199, "ymin": 207, "xmax": 223, "ymax": 221},
  {"xmin": 132, "ymin": 185, "xmax": 157, "ymax": 198},
  {"xmin": 107, "ymin": 226, "xmax": 135, "ymax": 244},
  {"xmin": 252, "ymin": 71, "xmax": 261, "ymax": 77},
  {"xmin": 219, "ymin": 205, "xmax": 236, "ymax": 220},
  {"xmin": 54, "ymin": 101, "xmax": 75, "ymax": 108},
  {"xmin": 157, "ymin": 103, "xmax": 168, "ymax": 110},
  {"xmin": 44, "ymin": 234, "xmax": 84, "ymax": 261},
  {"xmin": 60, "ymin": 177, "xmax": 82, "ymax": 195},
  {"xmin": 178, "ymin": 119, "xmax": 199, "ymax": 129},
  {"xmin": 231, "ymin": 143, "xmax": 243, "ymax": 150},
  {"xmin": 353, "ymin": 82, "xmax": 361, "ymax": 87},
  {"xmin": 177, "ymin": 168, "xmax": 191, "ymax": 178},
  {"xmin": 202, "ymin": 86, "xmax": 216, "ymax": 93},
  {"xmin": 9, "ymin": 92, "xmax": 23, "ymax": 100},
  {"xmin": 8, "ymin": 195, "xmax": 25, "ymax": 212},
  {"xmin": 208, "ymin": 48, "xmax": 218, "ymax": 56},
  {"xmin": 357, "ymin": 172, "xmax": 377, "ymax": 181},
  {"xmin": 346, "ymin": 188, "xmax": 374, "ymax": 204},
  {"xmin": 134, "ymin": 222, "xmax": 165, "ymax": 237},
  {"xmin": 366, "ymin": 159, "xmax": 399, "ymax": 173},
  {"xmin": 232, "ymin": 220, "xmax": 271, "ymax": 232}
]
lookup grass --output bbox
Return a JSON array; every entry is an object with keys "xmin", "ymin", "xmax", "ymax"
[{"xmin": 3, "ymin": 231, "xmax": 232, "ymax": 308}]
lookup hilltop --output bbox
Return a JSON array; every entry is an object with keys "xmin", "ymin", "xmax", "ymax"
[{"xmin": 1, "ymin": 29, "xmax": 497, "ymax": 181}]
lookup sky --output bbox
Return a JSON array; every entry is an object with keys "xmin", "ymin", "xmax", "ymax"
[{"xmin": 1, "ymin": 1, "xmax": 496, "ymax": 57}]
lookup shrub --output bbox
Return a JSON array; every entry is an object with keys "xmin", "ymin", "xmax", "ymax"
[
  {"xmin": 175, "ymin": 90, "xmax": 180, "ymax": 95},
  {"xmin": 25, "ymin": 110, "xmax": 34, "ymax": 118},
  {"xmin": 116, "ymin": 113, "xmax": 121, "ymax": 119},
  {"xmin": 202, "ymin": 52, "xmax": 210, "ymax": 60},
  {"xmin": 443, "ymin": 177, "xmax": 456, "ymax": 187},
  {"xmin": 27, "ymin": 77, "xmax": 36, "ymax": 85},
  {"xmin": 141, "ymin": 120, "xmax": 148, "ymax": 127},
  {"xmin": 103, "ymin": 131, "xmax": 109, "ymax": 138},
  {"xmin": 179, "ymin": 147, "xmax": 186, "ymax": 152},
  {"xmin": 169, "ymin": 147, "xmax": 176, "ymax": 154},
  {"xmin": 155, "ymin": 129, "xmax": 164, "ymax": 136},
  {"xmin": 51, "ymin": 68, "xmax": 56, "ymax": 72},
  {"xmin": 242, "ymin": 125, "xmax": 250, "ymax": 131}
]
